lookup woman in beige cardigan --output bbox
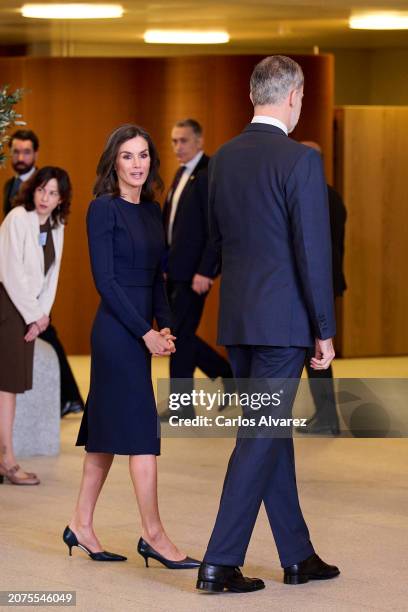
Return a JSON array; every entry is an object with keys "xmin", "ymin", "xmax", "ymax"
[{"xmin": 0, "ymin": 166, "xmax": 71, "ymax": 485}]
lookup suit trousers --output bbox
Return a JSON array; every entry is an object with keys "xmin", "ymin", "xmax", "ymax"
[
  {"xmin": 39, "ymin": 324, "xmax": 83, "ymax": 411},
  {"xmin": 204, "ymin": 345, "xmax": 315, "ymax": 568},
  {"xmin": 305, "ymin": 347, "xmax": 339, "ymax": 426},
  {"xmin": 167, "ymin": 280, "xmax": 232, "ymax": 415}
]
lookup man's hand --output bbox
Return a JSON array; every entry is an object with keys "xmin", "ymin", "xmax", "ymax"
[
  {"xmin": 192, "ymin": 273, "xmax": 213, "ymax": 295},
  {"xmin": 310, "ymin": 337, "xmax": 335, "ymax": 370}
]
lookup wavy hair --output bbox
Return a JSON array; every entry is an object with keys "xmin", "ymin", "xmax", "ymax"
[
  {"xmin": 94, "ymin": 124, "xmax": 163, "ymax": 200},
  {"xmin": 13, "ymin": 166, "xmax": 72, "ymax": 227}
]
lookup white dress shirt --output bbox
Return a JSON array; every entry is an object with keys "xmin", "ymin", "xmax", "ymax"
[
  {"xmin": 19, "ymin": 166, "xmax": 36, "ymax": 182},
  {"xmin": 167, "ymin": 150, "xmax": 204, "ymax": 245},
  {"xmin": 251, "ymin": 115, "xmax": 288, "ymax": 135}
]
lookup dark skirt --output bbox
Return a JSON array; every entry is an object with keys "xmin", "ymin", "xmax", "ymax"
[
  {"xmin": 76, "ymin": 294, "xmax": 161, "ymax": 456},
  {"xmin": 0, "ymin": 284, "xmax": 35, "ymax": 393}
]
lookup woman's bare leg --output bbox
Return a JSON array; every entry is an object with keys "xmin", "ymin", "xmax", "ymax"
[
  {"xmin": 69, "ymin": 452, "xmax": 114, "ymax": 552},
  {"xmin": 129, "ymin": 454, "xmax": 185, "ymax": 561},
  {"xmin": 0, "ymin": 391, "xmax": 32, "ymax": 478}
]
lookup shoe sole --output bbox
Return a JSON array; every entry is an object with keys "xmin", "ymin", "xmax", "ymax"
[
  {"xmin": 284, "ymin": 572, "xmax": 340, "ymax": 585},
  {"xmin": 196, "ymin": 580, "xmax": 265, "ymax": 593}
]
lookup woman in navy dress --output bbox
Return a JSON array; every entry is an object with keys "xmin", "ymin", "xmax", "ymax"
[{"xmin": 64, "ymin": 125, "xmax": 199, "ymax": 568}]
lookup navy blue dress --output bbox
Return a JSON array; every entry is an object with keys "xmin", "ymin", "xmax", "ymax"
[{"xmin": 76, "ymin": 195, "xmax": 172, "ymax": 455}]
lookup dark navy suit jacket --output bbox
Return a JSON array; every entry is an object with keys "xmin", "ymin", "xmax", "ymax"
[
  {"xmin": 327, "ymin": 184, "xmax": 347, "ymax": 298},
  {"xmin": 208, "ymin": 122, "xmax": 336, "ymax": 347},
  {"xmin": 3, "ymin": 177, "xmax": 18, "ymax": 217},
  {"xmin": 163, "ymin": 153, "xmax": 220, "ymax": 281}
]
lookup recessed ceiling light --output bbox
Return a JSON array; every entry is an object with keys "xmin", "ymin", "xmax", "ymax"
[
  {"xmin": 21, "ymin": 3, "xmax": 124, "ymax": 19},
  {"xmin": 144, "ymin": 30, "xmax": 230, "ymax": 45},
  {"xmin": 349, "ymin": 12, "xmax": 408, "ymax": 30}
]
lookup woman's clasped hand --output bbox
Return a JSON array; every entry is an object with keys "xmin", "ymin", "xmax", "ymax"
[
  {"xmin": 143, "ymin": 327, "xmax": 176, "ymax": 356},
  {"xmin": 24, "ymin": 314, "xmax": 50, "ymax": 342}
]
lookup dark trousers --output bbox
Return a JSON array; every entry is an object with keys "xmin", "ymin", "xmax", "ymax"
[
  {"xmin": 305, "ymin": 347, "xmax": 339, "ymax": 426},
  {"xmin": 167, "ymin": 280, "xmax": 233, "ymax": 415},
  {"xmin": 39, "ymin": 324, "xmax": 83, "ymax": 410},
  {"xmin": 204, "ymin": 345, "xmax": 314, "ymax": 568}
]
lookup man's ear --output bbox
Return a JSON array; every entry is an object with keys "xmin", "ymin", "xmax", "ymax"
[
  {"xmin": 288, "ymin": 88, "xmax": 296, "ymax": 107},
  {"xmin": 249, "ymin": 90, "xmax": 254, "ymax": 105}
]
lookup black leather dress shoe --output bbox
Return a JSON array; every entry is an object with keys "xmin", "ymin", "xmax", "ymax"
[
  {"xmin": 284, "ymin": 553, "xmax": 340, "ymax": 585},
  {"xmin": 197, "ymin": 562, "xmax": 265, "ymax": 593},
  {"xmin": 61, "ymin": 401, "xmax": 84, "ymax": 418},
  {"xmin": 296, "ymin": 414, "xmax": 340, "ymax": 436}
]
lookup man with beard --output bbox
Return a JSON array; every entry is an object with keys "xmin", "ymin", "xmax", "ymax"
[{"xmin": 3, "ymin": 130, "xmax": 38, "ymax": 217}]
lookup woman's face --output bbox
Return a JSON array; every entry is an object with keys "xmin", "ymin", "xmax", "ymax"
[
  {"xmin": 34, "ymin": 178, "xmax": 61, "ymax": 219},
  {"xmin": 115, "ymin": 136, "xmax": 151, "ymax": 192}
]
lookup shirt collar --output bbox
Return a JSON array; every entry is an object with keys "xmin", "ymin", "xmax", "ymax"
[
  {"xmin": 18, "ymin": 166, "xmax": 36, "ymax": 182},
  {"xmin": 182, "ymin": 150, "xmax": 204, "ymax": 173},
  {"xmin": 251, "ymin": 115, "xmax": 288, "ymax": 135}
]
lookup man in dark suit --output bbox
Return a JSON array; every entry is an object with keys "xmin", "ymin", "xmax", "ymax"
[
  {"xmin": 161, "ymin": 118, "xmax": 233, "ymax": 420},
  {"xmin": 197, "ymin": 56, "xmax": 340, "ymax": 593},
  {"xmin": 2, "ymin": 129, "xmax": 84, "ymax": 418},
  {"xmin": 300, "ymin": 141, "xmax": 347, "ymax": 435},
  {"xmin": 3, "ymin": 129, "xmax": 38, "ymax": 217}
]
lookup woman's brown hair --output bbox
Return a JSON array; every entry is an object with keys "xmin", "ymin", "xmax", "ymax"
[
  {"xmin": 93, "ymin": 124, "xmax": 163, "ymax": 200},
  {"xmin": 13, "ymin": 166, "xmax": 72, "ymax": 227}
]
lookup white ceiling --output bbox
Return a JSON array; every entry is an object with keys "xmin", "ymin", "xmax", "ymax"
[{"xmin": 1, "ymin": 0, "xmax": 408, "ymax": 56}]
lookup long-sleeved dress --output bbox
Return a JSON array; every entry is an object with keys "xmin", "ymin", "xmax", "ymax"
[{"xmin": 76, "ymin": 195, "xmax": 172, "ymax": 455}]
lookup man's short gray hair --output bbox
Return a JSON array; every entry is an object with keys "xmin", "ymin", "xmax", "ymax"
[
  {"xmin": 174, "ymin": 118, "xmax": 202, "ymax": 136},
  {"xmin": 250, "ymin": 55, "xmax": 304, "ymax": 106}
]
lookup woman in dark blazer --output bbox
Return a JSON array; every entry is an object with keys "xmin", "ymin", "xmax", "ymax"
[{"xmin": 64, "ymin": 124, "xmax": 199, "ymax": 568}]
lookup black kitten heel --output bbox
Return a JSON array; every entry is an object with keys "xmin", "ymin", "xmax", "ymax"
[
  {"xmin": 137, "ymin": 537, "xmax": 200, "ymax": 569},
  {"xmin": 63, "ymin": 526, "xmax": 127, "ymax": 561}
]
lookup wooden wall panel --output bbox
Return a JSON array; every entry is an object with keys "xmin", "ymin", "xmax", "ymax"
[
  {"xmin": 0, "ymin": 54, "xmax": 334, "ymax": 354},
  {"xmin": 335, "ymin": 106, "xmax": 408, "ymax": 357}
]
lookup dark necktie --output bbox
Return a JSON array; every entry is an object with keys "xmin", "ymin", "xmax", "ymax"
[
  {"xmin": 10, "ymin": 177, "xmax": 22, "ymax": 200},
  {"xmin": 163, "ymin": 165, "xmax": 186, "ymax": 236}
]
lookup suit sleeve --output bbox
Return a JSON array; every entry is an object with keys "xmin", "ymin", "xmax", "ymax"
[
  {"xmin": 195, "ymin": 168, "xmax": 221, "ymax": 278},
  {"xmin": 87, "ymin": 199, "xmax": 151, "ymax": 338},
  {"xmin": 285, "ymin": 149, "xmax": 336, "ymax": 340},
  {"xmin": 3, "ymin": 179, "xmax": 12, "ymax": 218},
  {"xmin": 207, "ymin": 156, "xmax": 223, "ymax": 265},
  {"xmin": 152, "ymin": 203, "xmax": 173, "ymax": 329},
  {"xmin": 152, "ymin": 267, "xmax": 173, "ymax": 329},
  {"xmin": 328, "ymin": 186, "xmax": 347, "ymax": 297}
]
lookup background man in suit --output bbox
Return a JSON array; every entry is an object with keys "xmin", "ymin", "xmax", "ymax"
[
  {"xmin": 161, "ymin": 118, "xmax": 233, "ymax": 420},
  {"xmin": 300, "ymin": 140, "xmax": 347, "ymax": 436},
  {"xmin": 197, "ymin": 56, "xmax": 340, "ymax": 593},
  {"xmin": 2, "ymin": 129, "xmax": 84, "ymax": 418},
  {"xmin": 3, "ymin": 129, "xmax": 38, "ymax": 217}
]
